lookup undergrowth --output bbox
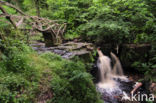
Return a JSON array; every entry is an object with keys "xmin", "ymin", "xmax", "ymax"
[{"xmin": 0, "ymin": 30, "xmax": 102, "ymax": 103}]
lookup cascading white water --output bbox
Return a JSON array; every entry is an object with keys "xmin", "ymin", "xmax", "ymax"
[
  {"xmin": 110, "ymin": 52, "xmax": 128, "ymax": 81},
  {"xmin": 96, "ymin": 49, "xmax": 130, "ymax": 103},
  {"xmin": 97, "ymin": 49, "xmax": 112, "ymax": 83},
  {"xmin": 96, "ymin": 49, "xmax": 117, "ymax": 89},
  {"xmin": 110, "ymin": 52, "xmax": 124, "ymax": 76},
  {"xmin": 97, "ymin": 49, "xmax": 128, "ymax": 85}
]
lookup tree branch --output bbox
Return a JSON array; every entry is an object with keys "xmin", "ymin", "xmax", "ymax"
[
  {"xmin": 0, "ymin": 5, "xmax": 17, "ymax": 28},
  {"xmin": 0, "ymin": 1, "xmax": 67, "ymax": 38},
  {"xmin": 16, "ymin": 17, "xmax": 24, "ymax": 27},
  {"xmin": 0, "ymin": 0, "xmax": 27, "ymax": 16}
]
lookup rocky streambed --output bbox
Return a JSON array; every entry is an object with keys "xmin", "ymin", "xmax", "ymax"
[
  {"xmin": 31, "ymin": 41, "xmax": 155, "ymax": 103},
  {"xmin": 31, "ymin": 41, "xmax": 94, "ymax": 59}
]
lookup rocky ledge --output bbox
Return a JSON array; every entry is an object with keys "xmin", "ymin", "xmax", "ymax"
[{"xmin": 31, "ymin": 41, "xmax": 94, "ymax": 59}]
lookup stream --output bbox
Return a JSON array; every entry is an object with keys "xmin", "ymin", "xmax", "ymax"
[{"xmin": 31, "ymin": 41, "xmax": 151, "ymax": 103}]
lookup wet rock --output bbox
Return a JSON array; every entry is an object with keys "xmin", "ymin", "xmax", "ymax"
[
  {"xmin": 96, "ymin": 77, "xmax": 152, "ymax": 103},
  {"xmin": 150, "ymin": 83, "xmax": 156, "ymax": 95},
  {"xmin": 31, "ymin": 41, "xmax": 94, "ymax": 59},
  {"xmin": 96, "ymin": 78, "xmax": 134, "ymax": 103},
  {"xmin": 99, "ymin": 43, "xmax": 151, "ymax": 71},
  {"xmin": 120, "ymin": 44, "xmax": 151, "ymax": 69}
]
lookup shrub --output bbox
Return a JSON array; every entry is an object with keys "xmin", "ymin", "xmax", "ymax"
[
  {"xmin": 79, "ymin": 0, "xmax": 156, "ymax": 44},
  {"xmin": 0, "ymin": 34, "xmax": 41, "ymax": 102},
  {"xmin": 0, "ymin": 37, "xmax": 102, "ymax": 103},
  {"xmin": 41, "ymin": 52, "xmax": 102, "ymax": 103}
]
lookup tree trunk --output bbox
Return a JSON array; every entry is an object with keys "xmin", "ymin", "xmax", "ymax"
[{"xmin": 35, "ymin": 0, "xmax": 40, "ymax": 17}]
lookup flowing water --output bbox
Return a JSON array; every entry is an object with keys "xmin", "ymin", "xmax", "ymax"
[
  {"xmin": 31, "ymin": 42, "xmax": 148, "ymax": 103},
  {"xmin": 96, "ymin": 49, "xmax": 134, "ymax": 103},
  {"xmin": 97, "ymin": 50, "xmax": 112, "ymax": 83},
  {"xmin": 110, "ymin": 52, "xmax": 124, "ymax": 76}
]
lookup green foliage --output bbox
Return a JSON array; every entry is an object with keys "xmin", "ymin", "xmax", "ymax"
[
  {"xmin": 0, "ymin": 29, "xmax": 102, "ymax": 103},
  {"xmin": 132, "ymin": 49, "xmax": 156, "ymax": 82},
  {"xmin": 0, "ymin": 30, "xmax": 42, "ymax": 102},
  {"xmin": 1, "ymin": 0, "xmax": 156, "ymax": 102},
  {"xmin": 1, "ymin": 45, "xmax": 32, "ymax": 73},
  {"xmin": 79, "ymin": 0, "xmax": 156, "ymax": 44},
  {"xmin": 0, "ymin": 73, "xmax": 34, "ymax": 103},
  {"xmin": 41, "ymin": 52, "xmax": 102, "ymax": 103},
  {"xmin": 33, "ymin": 0, "xmax": 156, "ymax": 42},
  {"xmin": 0, "ymin": 5, "xmax": 16, "ymax": 28},
  {"xmin": 45, "ymin": 0, "xmax": 93, "ymax": 39},
  {"xmin": 2, "ymin": 5, "xmax": 16, "ymax": 14},
  {"xmin": 3, "ymin": 0, "xmax": 156, "ymax": 42},
  {"xmin": 132, "ymin": 62, "xmax": 151, "ymax": 72}
]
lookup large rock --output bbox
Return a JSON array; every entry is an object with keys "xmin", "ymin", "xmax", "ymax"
[{"xmin": 31, "ymin": 41, "xmax": 94, "ymax": 60}]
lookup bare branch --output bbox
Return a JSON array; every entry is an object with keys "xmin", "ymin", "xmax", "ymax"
[
  {"xmin": 0, "ymin": 0, "xmax": 67, "ymax": 42},
  {"xmin": 56, "ymin": 24, "xmax": 63, "ymax": 37},
  {"xmin": 16, "ymin": 17, "xmax": 24, "ymax": 27},
  {"xmin": 0, "ymin": 0, "xmax": 27, "ymax": 16},
  {"xmin": 0, "ymin": 5, "xmax": 17, "ymax": 28}
]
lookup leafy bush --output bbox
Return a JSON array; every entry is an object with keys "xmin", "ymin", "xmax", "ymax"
[
  {"xmin": 45, "ymin": 0, "xmax": 93, "ymax": 39},
  {"xmin": 0, "ymin": 36, "xmax": 41, "ymax": 102},
  {"xmin": 41, "ymin": 52, "xmax": 102, "ymax": 103},
  {"xmin": 0, "ymin": 29, "xmax": 102, "ymax": 103},
  {"xmin": 79, "ymin": 0, "xmax": 156, "ymax": 44},
  {"xmin": 1, "ymin": 0, "xmax": 156, "ymax": 102},
  {"xmin": 6, "ymin": 0, "xmax": 156, "ymax": 42}
]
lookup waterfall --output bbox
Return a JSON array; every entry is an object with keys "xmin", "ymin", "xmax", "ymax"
[
  {"xmin": 96, "ymin": 49, "xmax": 134, "ymax": 103},
  {"xmin": 97, "ymin": 49, "xmax": 112, "ymax": 83},
  {"xmin": 96, "ymin": 49, "xmax": 128, "ymax": 88},
  {"xmin": 96, "ymin": 49, "xmax": 117, "ymax": 89},
  {"xmin": 110, "ymin": 52, "xmax": 124, "ymax": 76}
]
